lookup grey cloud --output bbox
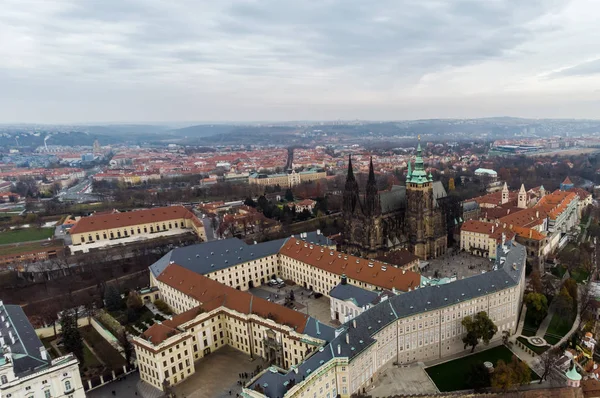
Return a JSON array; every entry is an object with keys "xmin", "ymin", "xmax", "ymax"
[{"xmin": 549, "ymin": 58, "xmax": 600, "ymax": 78}]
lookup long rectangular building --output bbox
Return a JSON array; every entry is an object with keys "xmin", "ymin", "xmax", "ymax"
[{"xmin": 69, "ymin": 205, "xmax": 205, "ymax": 253}]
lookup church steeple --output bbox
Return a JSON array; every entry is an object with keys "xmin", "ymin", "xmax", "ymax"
[
  {"xmin": 343, "ymin": 155, "xmax": 360, "ymax": 214},
  {"xmin": 408, "ymin": 136, "xmax": 429, "ymax": 185},
  {"xmin": 365, "ymin": 157, "xmax": 380, "ymax": 216}
]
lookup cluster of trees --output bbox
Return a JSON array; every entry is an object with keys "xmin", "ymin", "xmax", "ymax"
[{"xmin": 461, "ymin": 312, "xmax": 498, "ymax": 353}]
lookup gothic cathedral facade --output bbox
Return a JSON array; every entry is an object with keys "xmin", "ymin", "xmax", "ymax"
[{"xmin": 341, "ymin": 141, "xmax": 447, "ymax": 260}]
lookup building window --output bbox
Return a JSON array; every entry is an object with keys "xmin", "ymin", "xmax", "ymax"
[
  {"xmin": 0, "ymin": 375, "xmax": 7, "ymax": 384},
  {"xmin": 44, "ymin": 390, "xmax": 51, "ymax": 398},
  {"xmin": 64, "ymin": 380, "xmax": 72, "ymax": 392}
]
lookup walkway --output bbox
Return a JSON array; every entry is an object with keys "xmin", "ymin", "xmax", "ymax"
[
  {"xmin": 536, "ymin": 270, "xmax": 571, "ymax": 337},
  {"xmin": 145, "ymin": 302, "xmax": 168, "ymax": 319}
]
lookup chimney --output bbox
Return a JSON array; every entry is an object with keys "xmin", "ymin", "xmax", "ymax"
[
  {"xmin": 40, "ymin": 346, "xmax": 48, "ymax": 361},
  {"xmin": 317, "ymin": 229, "xmax": 321, "ymax": 235},
  {"xmin": 352, "ymin": 319, "xmax": 357, "ymax": 328},
  {"xmin": 345, "ymin": 333, "xmax": 350, "ymax": 345},
  {"xmin": 491, "ymin": 225, "xmax": 494, "ymax": 234},
  {"xmin": 341, "ymin": 274, "xmax": 347, "ymax": 285},
  {"xmin": 337, "ymin": 344, "xmax": 341, "ymax": 355},
  {"xmin": 536, "ymin": 210, "xmax": 539, "ymax": 218}
]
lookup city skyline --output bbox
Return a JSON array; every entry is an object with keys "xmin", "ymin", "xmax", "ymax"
[{"xmin": 2, "ymin": 0, "xmax": 600, "ymax": 123}]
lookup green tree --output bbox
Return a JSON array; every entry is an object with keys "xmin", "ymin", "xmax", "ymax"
[
  {"xmin": 509, "ymin": 355, "xmax": 531, "ymax": 386},
  {"xmin": 104, "ymin": 285, "xmax": 123, "ymax": 311},
  {"xmin": 119, "ymin": 330, "xmax": 133, "ymax": 365},
  {"xmin": 60, "ymin": 312, "xmax": 84, "ymax": 364},
  {"xmin": 468, "ymin": 362, "xmax": 491, "ymax": 392},
  {"xmin": 529, "ymin": 269, "xmax": 543, "ymax": 294},
  {"xmin": 555, "ymin": 286, "xmax": 574, "ymax": 318},
  {"xmin": 563, "ymin": 278, "xmax": 578, "ymax": 302},
  {"xmin": 491, "ymin": 360, "xmax": 513, "ymax": 392},
  {"xmin": 126, "ymin": 291, "xmax": 143, "ymax": 311},
  {"xmin": 524, "ymin": 293, "xmax": 548, "ymax": 326},
  {"xmin": 462, "ymin": 311, "xmax": 498, "ymax": 352},
  {"xmin": 284, "ymin": 189, "xmax": 294, "ymax": 202}
]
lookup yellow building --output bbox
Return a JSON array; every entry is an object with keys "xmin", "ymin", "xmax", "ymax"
[{"xmin": 69, "ymin": 205, "xmax": 205, "ymax": 253}]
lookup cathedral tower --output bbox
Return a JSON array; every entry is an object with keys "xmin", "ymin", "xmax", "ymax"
[
  {"xmin": 364, "ymin": 157, "xmax": 380, "ymax": 217},
  {"xmin": 501, "ymin": 182, "xmax": 509, "ymax": 204},
  {"xmin": 405, "ymin": 138, "xmax": 447, "ymax": 259}
]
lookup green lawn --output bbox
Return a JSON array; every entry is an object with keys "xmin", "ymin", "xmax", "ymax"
[
  {"xmin": 0, "ymin": 228, "xmax": 54, "ymax": 244},
  {"xmin": 544, "ymin": 334, "xmax": 561, "ymax": 345},
  {"xmin": 82, "ymin": 345, "xmax": 102, "ymax": 369},
  {"xmin": 80, "ymin": 326, "xmax": 126, "ymax": 369},
  {"xmin": 517, "ymin": 336, "xmax": 549, "ymax": 355},
  {"xmin": 521, "ymin": 308, "xmax": 541, "ymax": 337},
  {"xmin": 426, "ymin": 345, "xmax": 539, "ymax": 392},
  {"xmin": 545, "ymin": 313, "xmax": 573, "ymax": 340}
]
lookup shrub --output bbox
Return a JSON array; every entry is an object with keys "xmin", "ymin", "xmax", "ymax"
[{"xmin": 154, "ymin": 299, "xmax": 172, "ymax": 314}]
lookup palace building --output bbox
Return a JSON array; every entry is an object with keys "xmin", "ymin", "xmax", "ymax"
[
  {"xmin": 341, "ymin": 140, "xmax": 447, "ymax": 260},
  {"xmin": 133, "ymin": 232, "xmax": 526, "ymax": 397}
]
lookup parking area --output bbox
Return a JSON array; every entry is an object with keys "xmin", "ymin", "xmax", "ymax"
[
  {"xmin": 173, "ymin": 345, "xmax": 267, "ymax": 398},
  {"xmin": 369, "ymin": 363, "xmax": 438, "ymax": 397},
  {"xmin": 421, "ymin": 249, "xmax": 493, "ymax": 280},
  {"xmin": 249, "ymin": 283, "xmax": 338, "ymax": 328}
]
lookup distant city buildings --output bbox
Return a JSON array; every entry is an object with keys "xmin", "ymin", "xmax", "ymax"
[{"xmin": 248, "ymin": 169, "xmax": 326, "ymax": 188}]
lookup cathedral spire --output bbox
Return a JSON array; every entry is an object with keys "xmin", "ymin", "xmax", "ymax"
[
  {"xmin": 408, "ymin": 135, "xmax": 429, "ymax": 185},
  {"xmin": 365, "ymin": 157, "xmax": 380, "ymax": 216},
  {"xmin": 414, "ymin": 135, "xmax": 425, "ymax": 173},
  {"xmin": 343, "ymin": 154, "xmax": 360, "ymax": 214}
]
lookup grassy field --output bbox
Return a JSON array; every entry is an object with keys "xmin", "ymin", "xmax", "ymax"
[
  {"xmin": 426, "ymin": 345, "xmax": 538, "ymax": 392},
  {"xmin": 0, "ymin": 240, "xmax": 62, "ymax": 256},
  {"xmin": 82, "ymin": 345, "xmax": 102, "ymax": 369},
  {"xmin": 543, "ymin": 313, "xmax": 573, "ymax": 344},
  {"xmin": 80, "ymin": 326, "xmax": 126, "ymax": 369},
  {"xmin": 0, "ymin": 228, "xmax": 54, "ymax": 244}
]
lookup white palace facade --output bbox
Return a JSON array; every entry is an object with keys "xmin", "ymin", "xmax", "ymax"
[{"xmin": 133, "ymin": 232, "xmax": 527, "ymax": 398}]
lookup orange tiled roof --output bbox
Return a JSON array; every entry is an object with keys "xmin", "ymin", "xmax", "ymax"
[
  {"xmin": 280, "ymin": 238, "xmax": 420, "ymax": 291},
  {"xmin": 499, "ymin": 207, "xmax": 547, "ymax": 228},
  {"xmin": 69, "ymin": 205, "xmax": 200, "ymax": 235},
  {"xmin": 151, "ymin": 264, "xmax": 309, "ymax": 343},
  {"xmin": 536, "ymin": 191, "xmax": 577, "ymax": 220}
]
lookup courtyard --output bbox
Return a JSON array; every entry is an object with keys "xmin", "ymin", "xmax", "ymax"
[
  {"xmin": 421, "ymin": 249, "xmax": 493, "ymax": 281},
  {"xmin": 249, "ymin": 283, "xmax": 337, "ymax": 327},
  {"xmin": 369, "ymin": 363, "xmax": 438, "ymax": 397},
  {"xmin": 173, "ymin": 345, "xmax": 268, "ymax": 398}
]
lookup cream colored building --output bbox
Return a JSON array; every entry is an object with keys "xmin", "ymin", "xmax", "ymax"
[
  {"xmin": 134, "ymin": 233, "xmax": 526, "ymax": 398},
  {"xmin": 244, "ymin": 241, "xmax": 527, "ymax": 398},
  {"xmin": 0, "ymin": 302, "xmax": 85, "ymax": 398},
  {"xmin": 460, "ymin": 220, "xmax": 516, "ymax": 259},
  {"xmin": 69, "ymin": 205, "xmax": 205, "ymax": 253},
  {"xmin": 248, "ymin": 169, "xmax": 326, "ymax": 188}
]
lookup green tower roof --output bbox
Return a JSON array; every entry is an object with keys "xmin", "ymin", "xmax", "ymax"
[{"xmin": 408, "ymin": 137, "xmax": 429, "ymax": 184}]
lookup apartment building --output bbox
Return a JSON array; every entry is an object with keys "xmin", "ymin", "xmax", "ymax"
[
  {"xmin": 460, "ymin": 220, "xmax": 515, "ymax": 259},
  {"xmin": 0, "ymin": 301, "xmax": 85, "ymax": 398},
  {"xmin": 69, "ymin": 205, "xmax": 205, "ymax": 253},
  {"xmin": 246, "ymin": 242, "xmax": 526, "ymax": 398}
]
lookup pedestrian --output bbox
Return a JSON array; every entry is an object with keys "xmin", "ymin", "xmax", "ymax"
[{"xmin": 229, "ymin": 390, "xmax": 232, "ymax": 395}]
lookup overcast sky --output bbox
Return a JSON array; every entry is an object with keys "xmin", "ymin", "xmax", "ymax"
[{"xmin": 1, "ymin": 0, "xmax": 600, "ymax": 124}]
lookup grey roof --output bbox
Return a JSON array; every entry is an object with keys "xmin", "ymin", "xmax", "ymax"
[
  {"xmin": 380, "ymin": 186, "xmax": 405, "ymax": 213},
  {"xmin": 379, "ymin": 181, "xmax": 447, "ymax": 215},
  {"xmin": 463, "ymin": 200, "xmax": 480, "ymax": 212},
  {"xmin": 250, "ymin": 242, "xmax": 526, "ymax": 398},
  {"xmin": 302, "ymin": 318, "xmax": 336, "ymax": 343},
  {"xmin": 432, "ymin": 181, "xmax": 448, "ymax": 207},
  {"xmin": 0, "ymin": 303, "xmax": 50, "ymax": 377},
  {"xmin": 329, "ymin": 283, "xmax": 379, "ymax": 307},
  {"xmin": 150, "ymin": 231, "xmax": 332, "ymax": 277},
  {"xmin": 150, "ymin": 237, "xmax": 287, "ymax": 277},
  {"xmin": 289, "ymin": 231, "xmax": 335, "ymax": 247}
]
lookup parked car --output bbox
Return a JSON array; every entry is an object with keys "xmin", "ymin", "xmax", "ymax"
[
  {"xmin": 268, "ymin": 279, "xmax": 278, "ymax": 286},
  {"xmin": 276, "ymin": 278, "xmax": 285, "ymax": 287}
]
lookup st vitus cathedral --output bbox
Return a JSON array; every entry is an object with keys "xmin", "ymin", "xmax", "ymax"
[{"xmin": 341, "ymin": 140, "xmax": 448, "ymax": 260}]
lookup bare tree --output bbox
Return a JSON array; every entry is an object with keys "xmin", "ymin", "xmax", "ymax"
[{"xmin": 538, "ymin": 347, "xmax": 561, "ymax": 383}]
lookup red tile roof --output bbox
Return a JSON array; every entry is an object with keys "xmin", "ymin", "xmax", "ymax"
[
  {"xmin": 69, "ymin": 205, "xmax": 201, "ymax": 235},
  {"xmin": 147, "ymin": 263, "xmax": 309, "ymax": 344},
  {"xmin": 280, "ymin": 238, "xmax": 420, "ymax": 291}
]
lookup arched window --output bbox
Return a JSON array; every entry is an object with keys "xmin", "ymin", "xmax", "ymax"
[
  {"xmin": 64, "ymin": 380, "xmax": 72, "ymax": 391},
  {"xmin": 44, "ymin": 390, "xmax": 52, "ymax": 398},
  {"xmin": 0, "ymin": 374, "xmax": 8, "ymax": 384}
]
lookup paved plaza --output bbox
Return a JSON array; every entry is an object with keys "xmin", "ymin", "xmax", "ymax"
[
  {"xmin": 421, "ymin": 249, "xmax": 494, "ymax": 280},
  {"xmin": 249, "ymin": 283, "xmax": 337, "ymax": 327},
  {"xmin": 87, "ymin": 373, "xmax": 141, "ymax": 398},
  {"xmin": 173, "ymin": 345, "xmax": 267, "ymax": 398},
  {"xmin": 369, "ymin": 363, "xmax": 438, "ymax": 397}
]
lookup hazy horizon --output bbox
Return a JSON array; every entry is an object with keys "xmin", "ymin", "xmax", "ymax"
[{"xmin": 2, "ymin": 0, "xmax": 600, "ymax": 124}]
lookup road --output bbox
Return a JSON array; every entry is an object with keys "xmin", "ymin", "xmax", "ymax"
[{"xmin": 59, "ymin": 170, "xmax": 102, "ymax": 202}]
